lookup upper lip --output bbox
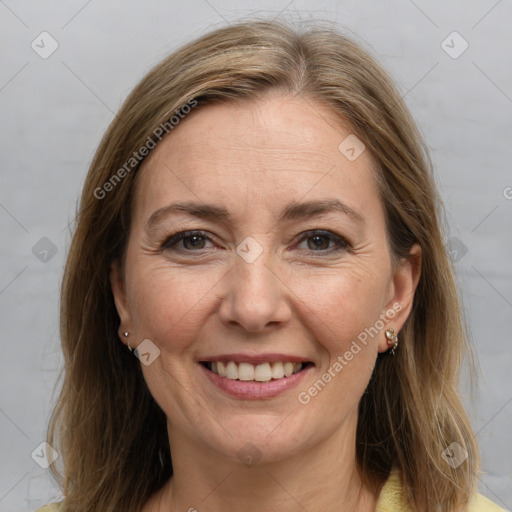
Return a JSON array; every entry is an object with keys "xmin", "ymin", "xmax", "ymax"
[{"xmin": 198, "ymin": 353, "xmax": 313, "ymax": 365}]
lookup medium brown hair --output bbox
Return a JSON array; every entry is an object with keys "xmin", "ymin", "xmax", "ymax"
[{"xmin": 48, "ymin": 20, "xmax": 479, "ymax": 511}]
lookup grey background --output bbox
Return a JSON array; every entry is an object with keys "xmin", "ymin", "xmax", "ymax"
[{"xmin": 1, "ymin": 1, "xmax": 511, "ymax": 511}]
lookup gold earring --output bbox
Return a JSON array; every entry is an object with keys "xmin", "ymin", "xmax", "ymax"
[
  {"xmin": 123, "ymin": 332, "xmax": 133, "ymax": 352},
  {"xmin": 385, "ymin": 328, "xmax": 398, "ymax": 355}
]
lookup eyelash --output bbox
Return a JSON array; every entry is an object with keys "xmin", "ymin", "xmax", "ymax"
[{"xmin": 160, "ymin": 229, "xmax": 350, "ymax": 255}]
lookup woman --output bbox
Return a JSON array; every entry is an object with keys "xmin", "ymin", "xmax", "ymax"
[{"xmin": 37, "ymin": 20, "xmax": 504, "ymax": 512}]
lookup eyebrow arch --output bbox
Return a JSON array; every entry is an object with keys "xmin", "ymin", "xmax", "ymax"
[
  {"xmin": 145, "ymin": 198, "xmax": 364, "ymax": 234},
  {"xmin": 280, "ymin": 199, "xmax": 364, "ymax": 224}
]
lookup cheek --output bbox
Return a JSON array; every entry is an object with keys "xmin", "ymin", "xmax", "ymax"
[
  {"xmin": 289, "ymin": 265, "xmax": 388, "ymax": 348},
  {"xmin": 292, "ymin": 273, "xmax": 382, "ymax": 417},
  {"xmin": 127, "ymin": 263, "xmax": 228, "ymax": 352}
]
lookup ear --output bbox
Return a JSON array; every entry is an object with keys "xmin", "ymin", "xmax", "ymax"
[
  {"xmin": 377, "ymin": 243, "xmax": 422, "ymax": 353},
  {"xmin": 110, "ymin": 259, "xmax": 133, "ymax": 346}
]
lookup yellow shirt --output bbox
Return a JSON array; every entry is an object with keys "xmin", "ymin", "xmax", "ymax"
[
  {"xmin": 35, "ymin": 469, "xmax": 506, "ymax": 511},
  {"xmin": 376, "ymin": 469, "xmax": 506, "ymax": 511}
]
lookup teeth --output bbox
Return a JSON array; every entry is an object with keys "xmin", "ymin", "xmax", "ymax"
[
  {"xmin": 283, "ymin": 362, "xmax": 294, "ymax": 377},
  {"xmin": 207, "ymin": 360, "xmax": 305, "ymax": 381},
  {"xmin": 271, "ymin": 361, "xmax": 284, "ymax": 379},
  {"xmin": 254, "ymin": 363, "xmax": 272, "ymax": 382},
  {"xmin": 238, "ymin": 362, "xmax": 254, "ymax": 381},
  {"xmin": 225, "ymin": 361, "xmax": 238, "ymax": 380}
]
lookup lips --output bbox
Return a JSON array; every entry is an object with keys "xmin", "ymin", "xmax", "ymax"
[{"xmin": 198, "ymin": 354, "xmax": 314, "ymax": 399}]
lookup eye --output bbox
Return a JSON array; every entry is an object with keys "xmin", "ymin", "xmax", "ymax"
[
  {"xmin": 161, "ymin": 230, "xmax": 215, "ymax": 252},
  {"xmin": 160, "ymin": 229, "xmax": 349, "ymax": 255},
  {"xmin": 295, "ymin": 230, "xmax": 349, "ymax": 253}
]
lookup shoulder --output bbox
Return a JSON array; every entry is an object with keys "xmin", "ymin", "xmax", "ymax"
[
  {"xmin": 34, "ymin": 485, "xmax": 507, "ymax": 512},
  {"xmin": 35, "ymin": 503, "xmax": 61, "ymax": 512},
  {"xmin": 376, "ymin": 469, "xmax": 507, "ymax": 512},
  {"xmin": 467, "ymin": 493, "xmax": 508, "ymax": 511}
]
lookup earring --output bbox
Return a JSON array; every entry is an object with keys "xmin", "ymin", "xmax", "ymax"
[
  {"xmin": 123, "ymin": 331, "xmax": 133, "ymax": 352},
  {"xmin": 385, "ymin": 328, "xmax": 398, "ymax": 355}
]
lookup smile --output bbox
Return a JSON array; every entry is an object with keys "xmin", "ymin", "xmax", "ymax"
[
  {"xmin": 203, "ymin": 361, "xmax": 306, "ymax": 381},
  {"xmin": 199, "ymin": 355, "xmax": 314, "ymax": 399}
]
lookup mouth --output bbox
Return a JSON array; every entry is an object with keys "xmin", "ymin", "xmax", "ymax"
[
  {"xmin": 198, "ymin": 356, "xmax": 315, "ymax": 400},
  {"xmin": 200, "ymin": 360, "xmax": 314, "ymax": 382}
]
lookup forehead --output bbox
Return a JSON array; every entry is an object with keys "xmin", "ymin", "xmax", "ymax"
[{"xmin": 133, "ymin": 95, "xmax": 381, "ymax": 224}]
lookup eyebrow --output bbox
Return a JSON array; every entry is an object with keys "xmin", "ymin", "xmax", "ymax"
[{"xmin": 145, "ymin": 198, "xmax": 364, "ymax": 234}]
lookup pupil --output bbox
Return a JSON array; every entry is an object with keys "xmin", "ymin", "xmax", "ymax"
[
  {"xmin": 185, "ymin": 236, "xmax": 204, "ymax": 249},
  {"xmin": 309, "ymin": 236, "xmax": 328, "ymax": 250}
]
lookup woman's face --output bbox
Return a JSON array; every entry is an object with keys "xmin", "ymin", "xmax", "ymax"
[{"xmin": 111, "ymin": 94, "xmax": 419, "ymax": 465}]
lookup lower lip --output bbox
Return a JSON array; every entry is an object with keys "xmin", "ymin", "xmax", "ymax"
[{"xmin": 200, "ymin": 363, "xmax": 312, "ymax": 400}]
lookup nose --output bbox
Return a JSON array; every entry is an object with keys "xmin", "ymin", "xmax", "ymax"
[{"xmin": 218, "ymin": 253, "xmax": 292, "ymax": 333}]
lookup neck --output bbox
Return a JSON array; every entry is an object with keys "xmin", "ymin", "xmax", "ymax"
[{"xmin": 143, "ymin": 410, "xmax": 380, "ymax": 512}]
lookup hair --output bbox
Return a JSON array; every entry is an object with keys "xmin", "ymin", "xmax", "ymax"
[{"xmin": 47, "ymin": 19, "xmax": 479, "ymax": 511}]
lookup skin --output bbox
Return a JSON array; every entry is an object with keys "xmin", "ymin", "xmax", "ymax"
[{"xmin": 110, "ymin": 93, "xmax": 421, "ymax": 512}]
